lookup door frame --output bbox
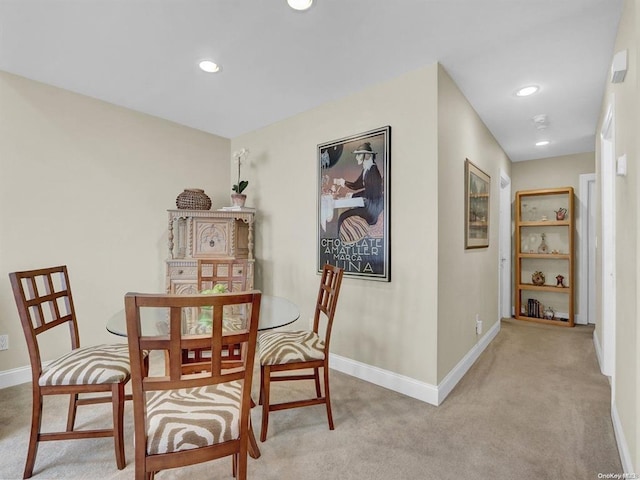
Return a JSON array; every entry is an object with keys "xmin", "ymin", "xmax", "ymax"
[
  {"xmin": 578, "ymin": 173, "xmax": 596, "ymax": 325},
  {"xmin": 499, "ymin": 169, "xmax": 512, "ymax": 319},
  {"xmin": 600, "ymin": 99, "xmax": 616, "ymax": 379}
]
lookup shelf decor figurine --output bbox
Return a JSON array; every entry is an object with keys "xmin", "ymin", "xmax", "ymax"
[
  {"xmin": 555, "ymin": 207, "xmax": 567, "ymax": 221},
  {"xmin": 543, "ymin": 306, "xmax": 555, "ymax": 320},
  {"xmin": 556, "ymin": 274, "xmax": 566, "ymax": 287},
  {"xmin": 537, "ymin": 233, "xmax": 549, "ymax": 254},
  {"xmin": 532, "ymin": 271, "xmax": 546, "ymax": 286}
]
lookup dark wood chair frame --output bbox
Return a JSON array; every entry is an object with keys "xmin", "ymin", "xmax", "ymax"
[
  {"xmin": 125, "ymin": 290, "xmax": 261, "ymax": 480},
  {"xmin": 167, "ymin": 258, "xmax": 263, "ymax": 459},
  {"xmin": 197, "ymin": 258, "xmax": 249, "ymax": 293},
  {"xmin": 8, "ymin": 265, "xmax": 135, "ymax": 479},
  {"xmin": 259, "ymin": 264, "xmax": 344, "ymax": 441},
  {"xmin": 179, "ymin": 259, "xmax": 250, "ymax": 368}
]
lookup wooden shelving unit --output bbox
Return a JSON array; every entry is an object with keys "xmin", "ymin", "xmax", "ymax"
[{"xmin": 515, "ymin": 187, "xmax": 575, "ymax": 327}]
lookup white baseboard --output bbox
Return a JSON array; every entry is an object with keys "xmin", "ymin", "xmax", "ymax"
[
  {"xmin": 593, "ymin": 329, "xmax": 605, "ymax": 375},
  {"xmin": 330, "ymin": 319, "xmax": 501, "ymax": 406},
  {"xmin": 595, "ymin": 329, "xmax": 633, "ymax": 473},
  {"xmin": 436, "ymin": 319, "xmax": 501, "ymax": 404},
  {"xmin": 0, "ymin": 365, "xmax": 32, "ymax": 389},
  {"xmin": 611, "ymin": 399, "xmax": 635, "ymax": 474},
  {"xmin": 329, "ymin": 352, "xmax": 440, "ymax": 405}
]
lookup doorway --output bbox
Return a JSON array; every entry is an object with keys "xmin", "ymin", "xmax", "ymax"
[
  {"xmin": 600, "ymin": 100, "xmax": 616, "ymax": 378},
  {"xmin": 578, "ymin": 173, "xmax": 596, "ymax": 325},
  {"xmin": 499, "ymin": 169, "xmax": 512, "ymax": 319}
]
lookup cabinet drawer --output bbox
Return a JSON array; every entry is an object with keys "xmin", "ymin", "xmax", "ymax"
[{"xmin": 167, "ymin": 265, "xmax": 197, "ymax": 279}]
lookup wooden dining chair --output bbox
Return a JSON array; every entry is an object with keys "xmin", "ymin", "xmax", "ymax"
[
  {"xmin": 125, "ymin": 290, "xmax": 261, "ymax": 480},
  {"xmin": 197, "ymin": 258, "xmax": 251, "ymax": 293},
  {"xmin": 8, "ymin": 265, "xmax": 134, "ymax": 479},
  {"xmin": 180, "ymin": 259, "xmax": 251, "ymax": 371},
  {"xmin": 258, "ymin": 264, "xmax": 344, "ymax": 441}
]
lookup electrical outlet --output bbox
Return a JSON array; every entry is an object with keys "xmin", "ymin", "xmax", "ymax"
[
  {"xmin": 475, "ymin": 315, "xmax": 483, "ymax": 335},
  {"xmin": 0, "ymin": 335, "xmax": 8, "ymax": 351}
]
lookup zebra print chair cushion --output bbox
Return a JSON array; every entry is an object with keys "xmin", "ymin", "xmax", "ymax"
[
  {"xmin": 39, "ymin": 344, "xmax": 131, "ymax": 386},
  {"xmin": 259, "ymin": 331, "xmax": 325, "ymax": 366},
  {"xmin": 145, "ymin": 381, "xmax": 242, "ymax": 455}
]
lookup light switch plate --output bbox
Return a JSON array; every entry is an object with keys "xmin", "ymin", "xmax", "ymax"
[{"xmin": 617, "ymin": 154, "xmax": 627, "ymax": 176}]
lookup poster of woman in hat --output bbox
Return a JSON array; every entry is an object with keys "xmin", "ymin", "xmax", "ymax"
[{"xmin": 318, "ymin": 126, "xmax": 390, "ymax": 281}]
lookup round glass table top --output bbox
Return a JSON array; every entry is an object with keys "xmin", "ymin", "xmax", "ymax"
[{"xmin": 106, "ymin": 294, "xmax": 300, "ymax": 337}]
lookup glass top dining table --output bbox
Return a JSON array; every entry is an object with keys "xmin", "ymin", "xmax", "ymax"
[
  {"xmin": 106, "ymin": 293, "xmax": 298, "ymax": 460},
  {"xmin": 106, "ymin": 294, "xmax": 300, "ymax": 337}
]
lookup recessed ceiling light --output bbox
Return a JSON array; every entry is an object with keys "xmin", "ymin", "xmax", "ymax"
[
  {"xmin": 535, "ymin": 140, "xmax": 550, "ymax": 147},
  {"xmin": 516, "ymin": 85, "xmax": 539, "ymax": 97},
  {"xmin": 287, "ymin": 0, "xmax": 313, "ymax": 11},
  {"xmin": 199, "ymin": 60, "xmax": 220, "ymax": 73}
]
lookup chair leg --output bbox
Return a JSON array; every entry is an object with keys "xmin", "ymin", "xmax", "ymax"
[
  {"xmin": 237, "ymin": 441, "xmax": 248, "ymax": 480},
  {"xmin": 313, "ymin": 367, "xmax": 321, "ymax": 398},
  {"xmin": 23, "ymin": 390, "xmax": 43, "ymax": 479},
  {"xmin": 112, "ymin": 382, "xmax": 126, "ymax": 470},
  {"xmin": 323, "ymin": 364, "xmax": 334, "ymax": 430},
  {"xmin": 136, "ymin": 460, "xmax": 147, "ymax": 480},
  {"xmin": 260, "ymin": 365, "xmax": 270, "ymax": 442},
  {"xmin": 66, "ymin": 393, "xmax": 78, "ymax": 431},
  {"xmin": 232, "ymin": 453, "xmax": 238, "ymax": 478},
  {"xmin": 247, "ymin": 418, "xmax": 261, "ymax": 459},
  {"xmin": 258, "ymin": 366, "xmax": 263, "ymax": 405}
]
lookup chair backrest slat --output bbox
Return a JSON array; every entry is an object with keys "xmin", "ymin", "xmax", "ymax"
[
  {"xmin": 168, "ymin": 306, "xmax": 182, "ymax": 381},
  {"xmin": 314, "ymin": 264, "xmax": 344, "ymax": 347},
  {"xmin": 211, "ymin": 304, "xmax": 223, "ymax": 375}
]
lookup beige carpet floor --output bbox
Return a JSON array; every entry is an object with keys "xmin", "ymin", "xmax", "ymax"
[{"xmin": 0, "ymin": 319, "xmax": 623, "ymax": 479}]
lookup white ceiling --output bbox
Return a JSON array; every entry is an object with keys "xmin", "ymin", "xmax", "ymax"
[{"xmin": 0, "ymin": 0, "xmax": 623, "ymax": 162}]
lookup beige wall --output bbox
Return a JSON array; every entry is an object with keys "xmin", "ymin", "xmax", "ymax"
[
  {"xmin": 511, "ymin": 152, "xmax": 595, "ymax": 322},
  {"xmin": 0, "ymin": 71, "xmax": 230, "ymax": 372},
  {"xmin": 233, "ymin": 65, "xmax": 440, "ymax": 384},
  {"xmin": 596, "ymin": 0, "xmax": 639, "ymax": 471},
  {"xmin": 233, "ymin": 63, "xmax": 509, "ymax": 388},
  {"xmin": 511, "ymin": 152, "xmax": 595, "ymax": 193},
  {"xmin": 0, "ymin": 61, "xmax": 510, "ymax": 401},
  {"xmin": 436, "ymin": 65, "xmax": 511, "ymax": 380}
]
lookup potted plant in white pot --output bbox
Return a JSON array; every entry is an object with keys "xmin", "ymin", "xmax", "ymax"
[{"xmin": 231, "ymin": 148, "xmax": 250, "ymax": 207}]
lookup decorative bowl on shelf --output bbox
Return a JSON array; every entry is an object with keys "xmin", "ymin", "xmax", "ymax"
[{"xmin": 531, "ymin": 271, "xmax": 545, "ymax": 286}]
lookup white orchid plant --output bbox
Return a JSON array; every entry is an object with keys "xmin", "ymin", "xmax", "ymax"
[{"xmin": 232, "ymin": 148, "xmax": 250, "ymax": 194}]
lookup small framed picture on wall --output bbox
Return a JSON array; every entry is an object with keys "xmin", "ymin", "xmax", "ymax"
[{"xmin": 465, "ymin": 158, "xmax": 490, "ymax": 249}]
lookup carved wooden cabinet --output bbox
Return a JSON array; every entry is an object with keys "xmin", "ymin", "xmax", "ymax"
[{"xmin": 166, "ymin": 209, "xmax": 255, "ymax": 296}]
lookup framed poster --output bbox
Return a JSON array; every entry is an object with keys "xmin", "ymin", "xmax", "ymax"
[
  {"xmin": 317, "ymin": 126, "xmax": 391, "ymax": 281},
  {"xmin": 464, "ymin": 158, "xmax": 490, "ymax": 249}
]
